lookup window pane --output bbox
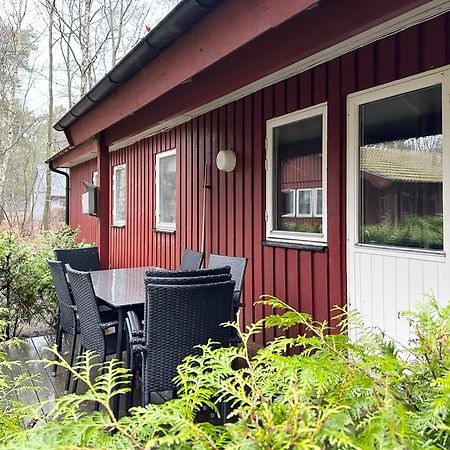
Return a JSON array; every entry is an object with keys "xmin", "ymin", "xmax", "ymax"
[
  {"xmin": 315, "ymin": 188, "xmax": 323, "ymax": 217},
  {"xmin": 115, "ymin": 167, "xmax": 126, "ymax": 223},
  {"xmin": 159, "ymin": 154, "xmax": 176, "ymax": 225},
  {"xmin": 273, "ymin": 114, "xmax": 323, "ymax": 234},
  {"xmin": 297, "ymin": 189, "xmax": 312, "ymax": 216},
  {"xmin": 359, "ymin": 85, "xmax": 443, "ymax": 250},
  {"xmin": 281, "ymin": 190, "xmax": 295, "ymax": 216}
]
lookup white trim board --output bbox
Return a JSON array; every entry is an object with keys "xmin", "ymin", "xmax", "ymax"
[{"xmin": 109, "ymin": 0, "xmax": 450, "ymax": 152}]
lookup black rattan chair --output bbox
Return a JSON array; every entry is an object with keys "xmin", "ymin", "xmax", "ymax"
[
  {"xmin": 179, "ymin": 249, "xmax": 203, "ymax": 271},
  {"xmin": 207, "ymin": 254, "xmax": 248, "ymax": 309},
  {"xmin": 140, "ymin": 280, "xmax": 235, "ymax": 406},
  {"xmin": 65, "ymin": 266, "xmax": 119, "ymax": 398},
  {"xmin": 55, "ymin": 247, "xmax": 100, "ymax": 272},
  {"xmin": 145, "ymin": 266, "xmax": 230, "ymax": 279},
  {"xmin": 47, "ymin": 259, "xmax": 79, "ymax": 393},
  {"xmin": 124, "ymin": 273, "xmax": 232, "ymax": 409},
  {"xmin": 148, "ymin": 274, "xmax": 231, "ymax": 285}
]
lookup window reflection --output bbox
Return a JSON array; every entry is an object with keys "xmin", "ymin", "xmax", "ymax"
[
  {"xmin": 273, "ymin": 114, "xmax": 323, "ymax": 234},
  {"xmin": 359, "ymin": 85, "xmax": 443, "ymax": 250}
]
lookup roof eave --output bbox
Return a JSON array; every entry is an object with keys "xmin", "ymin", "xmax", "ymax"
[{"xmin": 54, "ymin": 0, "xmax": 224, "ymax": 132}]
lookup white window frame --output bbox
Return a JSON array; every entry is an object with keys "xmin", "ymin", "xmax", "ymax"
[
  {"xmin": 296, "ymin": 188, "xmax": 313, "ymax": 218},
  {"xmin": 92, "ymin": 171, "xmax": 98, "ymax": 186},
  {"xmin": 281, "ymin": 189, "xmax": 296, "ymax": 217},
  {"xmin": 347, "ymin": 66, "xmax": 450, "ymax": 258},
  {"xmin": 313, "ymin": 188, "xmax": 323, "ymax": 218},
  {"xmin": 266, "ymin": 103, "xmax": 327, "ymax": 244},
  {"xmin": 155, "ymin": 148, "xmax": 177, "ymax": 232},
  {"xmin": 112, "ymin": 164, "xmax": 126, "ymax": 227}
]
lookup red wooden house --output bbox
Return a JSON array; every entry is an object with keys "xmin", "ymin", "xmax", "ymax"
[{"xmin": 48, "ymin": 0, "xmax": 450, "ymax": 345}]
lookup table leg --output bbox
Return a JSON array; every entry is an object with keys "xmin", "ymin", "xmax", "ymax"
[
  {"xmin": 113, "ymin": 308, "xmax": 124, "ymax": 418},
  {"xmin": 116, "ymin": 308, "xmax": 124, "ymax": 360}
]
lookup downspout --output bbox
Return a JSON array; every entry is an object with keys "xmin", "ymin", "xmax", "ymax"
[{"xmin": 47, "ymin": 161, "xmax": 70, "ymax": 225}]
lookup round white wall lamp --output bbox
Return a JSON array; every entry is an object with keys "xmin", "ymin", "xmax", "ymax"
[{"xmin": 216, "ymin": 149, "xmax": 236, "ymax": 172}]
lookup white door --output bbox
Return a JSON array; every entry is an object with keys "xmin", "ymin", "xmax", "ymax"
[{"xmin": 347, "ymin": 67, "xmax": 450, "ymax": 344}]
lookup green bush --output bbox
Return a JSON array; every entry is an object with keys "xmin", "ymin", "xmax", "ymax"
[
  {"xmin": 363, "ymin": 215, "xmax": 443, "ymax": 249},
  {"xmin": 3, "ymin": 295, "xmax": 450, "ymax": 449},
  {"xmin": 0, "ymin": 324, "xmax": 39, "ymax": 440},
  {"xmin": 0, "ymin": 226, "xmax": 87, "ymax": 338}
]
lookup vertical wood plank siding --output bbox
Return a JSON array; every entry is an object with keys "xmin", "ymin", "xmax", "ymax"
[
  {"xmin": 69, "ymin": 158, "xmax": 99, "ymax": 244},
  {"xmin": 69, "ymin": 15, "xmax": 450, "ymax": 343}
]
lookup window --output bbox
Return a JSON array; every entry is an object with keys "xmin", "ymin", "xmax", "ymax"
[
  {"xmin": 92, "ymin": 171, "xmax": 98, "ymax": 186},
  {"xmin": 281, "ymin": 190, "xmax": 295, "ymax": 217},
  {"xmin": 266, "ymin": 104, "xmax": 327, "ymax": 242},
  {"xmin": 296, "ymin": 189, "xmax": 313, "ymax": 217},
  {"xmin": 357, "ymin": 83, "xmax": 443, "ymax": 251},
  {"xmin": 314, "ymin": 188, "xmax": 323, "ymax": 218},
  {"xmin": 156, "ymin": 149, "xmax": 176, "ymax": 231},
  {"xmin": 112, "ymin": 164, "xmax": 126, "ymax": 226}
]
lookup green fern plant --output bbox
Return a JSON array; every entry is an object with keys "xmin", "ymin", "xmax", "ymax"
[{"xmin": 3, "ymin": 295, "xmax": 450, "ymax": 449}]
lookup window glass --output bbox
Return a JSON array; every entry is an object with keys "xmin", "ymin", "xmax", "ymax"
[
  {"xmin": 272, "ymin": 114, "xmax": 323, "ymax": 235},
  {"xmin": 297, "ymin": 189, "xmax": 312, "ymax": 217},
  {"xmin": 157, "ymin": 151, "xmax": 176, "ymax": 228},
  {"xmin": 281, "ymin": 190, "xmax": 295, "ymax": 216},
  {"xmin": 359, "ymin": 85, "xmax": 443, "ymax": 250},
  {"xmin": 315, "ymin": 188, "xmax": 323, "ymax": 217},
  {"xmin": 113, "ymin": 165, "xmax": 126, "ymax": 225}
]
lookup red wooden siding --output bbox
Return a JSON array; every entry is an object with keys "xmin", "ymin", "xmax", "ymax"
[
  {"xmin": 69, "ymin": 158, "xmax": 99, "ymax": 244},
  {"xmin": 68, "ymin": 13, "xmax": 450, "ymax": 344}
]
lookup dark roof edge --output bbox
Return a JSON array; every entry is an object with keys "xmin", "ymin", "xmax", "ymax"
[
  {"xmin": 54, "ymin": 0, "xmax": 224, "ymax": 132},
  {"xmin": 46, "ymin": 146, "xmax": 70, "ymax": 164}
]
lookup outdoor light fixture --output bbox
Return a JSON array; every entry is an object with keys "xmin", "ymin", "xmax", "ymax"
[{"xmin": 216, "ymin": 149, "xmax": 236, "ymax": 172}]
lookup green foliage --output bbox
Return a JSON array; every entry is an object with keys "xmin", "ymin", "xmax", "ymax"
[
  {"xmin": 3, "ymin": 295, "xmax": 450, "ymax": 448},
  {"xmin": 363, "ymin": 215, "xmax": 443, "ymax": 249},
  {"xmin": 0, "ymin": 226, "xmax": 86, "ymax": 338},
  {"xmin": 282, "ymin": 222, "xmax": 322, "ymax": 234},
  {"xmin": 0, "ymin": 323, "xmax": 40, "ymax": 441}
]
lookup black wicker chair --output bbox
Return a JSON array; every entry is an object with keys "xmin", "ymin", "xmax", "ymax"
[
  {"xmin": 179, "ymin": 249, "xmax": 203, "ymax": 271},
  {"xmin": 55, "ymin": 247, "xmax": 100, "ymax": 272},
  {"xmin": 47, "ymin": 259, "xmax": 79, "ymax": 393},
  {"xmin": 139, "ymin": 280, "xmax": 235, "ymax": 406},
  {"xmin": 145, "ymin": 266, "xmax": 230, "ymax": 279},
  {"xmin": 147, "ymin": 274, "xmax": 231, "ymax": 285},
  {"xmin": 125, "ymin": 273, "xmax": 232, "ymax": 409},
  {"xmin": 65, "ymin": 266, "xmax": 119, "ymax": 399},
  {"xmin": 207, "ymin": 254, "xmax": 248, "ymax": 309}
]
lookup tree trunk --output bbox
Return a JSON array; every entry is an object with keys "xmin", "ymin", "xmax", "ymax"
[{"xmin": 43, "ymin": 0, "xmax": 55, "ymax": 230}]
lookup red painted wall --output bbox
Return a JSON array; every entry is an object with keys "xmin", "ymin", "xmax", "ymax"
[
  {"xmin": 69, "ymin": 158, "xmax": 99, "ymax": 244},
  {"xmin": 69, "ymin": 13, "xmax": 450, "ymax": 344}
]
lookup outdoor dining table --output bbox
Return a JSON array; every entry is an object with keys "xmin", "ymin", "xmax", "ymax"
[
  {"xmin": 90, "ymin": 266, "xmax": 150, "ymax": 416},
  {"xmin": 90, "ymin": 266, "xmax": 150, "ymax": 361}
]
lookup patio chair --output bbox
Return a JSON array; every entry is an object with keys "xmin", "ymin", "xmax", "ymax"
[
  {"xmin": 124, "ymin": 273, "xmax": 232, "ymax": 409},
  {"xmin": 145, "ymin": 265, "xmax": 230, "ymax": 279},
  {"xmin": 207, "ymin": 254, "xmax": 248, "ymax": 309},
  {"xmin": 54, "ymin": 247, "xmax": 100, "ymax": 272},
  {"xmin": 65, "ymin": 265, "xmax": 120, "ymax": 401},
  {"xmin": 46, "ymin": 259, "xmax": 79, "ymax": 393},
  {"xmin": 207, "ymin": 254, "xmax": 247, "ymax": 344},
  {"xmin": 139, "ymin": 280, "xmax": 235, "ymax": 406},
  {"xmin": 179, "ymin": 249, "xmax": 203, "ymax": 271}
]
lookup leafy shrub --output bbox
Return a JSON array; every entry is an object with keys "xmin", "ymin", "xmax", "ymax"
[
  {"xmin": 0, "ymin": 226, "xmax": 87, "ymax": 338},
  {"xmin": 3, "ymin": 295, "xmax": 450, "ymax": 448},
  {"xmin": 363, "ymin": 215, "xmax": 443, "ymax": 249},
  {"xmin": 0, "ymin": 323, "xmax": 39, "ymax": 440},
  {"xmin": 281, "ymin": 222, "xmax": 322, "ymax": 233}
]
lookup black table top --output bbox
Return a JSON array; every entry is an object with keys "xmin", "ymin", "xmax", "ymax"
[{"xmin": 90, "ymin": 267, "xmax": 150, "ymax": 308}]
